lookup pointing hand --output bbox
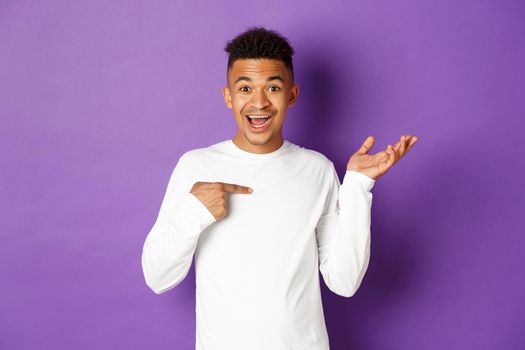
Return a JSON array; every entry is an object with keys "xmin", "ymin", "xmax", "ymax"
[
  {"xmin": 190, "ymin": 181, "xmax": 253, "ymax": 221},
  {"xmin": 346, "ymin": 135, "xmax": 418, "ymax": 180}
]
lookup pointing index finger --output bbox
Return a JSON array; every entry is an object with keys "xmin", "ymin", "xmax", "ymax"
[{"xmin": 219, "ymin": 182, "xmax": 253, "ymax": 194}]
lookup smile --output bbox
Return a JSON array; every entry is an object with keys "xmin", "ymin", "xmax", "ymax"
[{"xmin": 245, "ymin": 115, "xmax": 272, "ymax": 129}]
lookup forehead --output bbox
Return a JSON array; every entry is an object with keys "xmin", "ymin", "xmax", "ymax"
[{"xmin": 228, "ymin": 58, "xmax": 291, "ymax": 83}]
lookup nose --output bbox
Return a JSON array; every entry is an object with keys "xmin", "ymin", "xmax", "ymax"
[{"xmin": 249, "ymin": 89, "xmax": 270, "ymax": 109}]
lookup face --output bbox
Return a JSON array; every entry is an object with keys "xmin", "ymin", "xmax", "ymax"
[{"xmin": 222, "ymin": 58, "xmax": 299, "ymax": 154}]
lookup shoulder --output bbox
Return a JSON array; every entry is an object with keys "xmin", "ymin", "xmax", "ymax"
[
  {"xmin": 290, "ymin": 143, "xmax": 339, "ymax": 185},
  {"xmin": 178, "ymin": 140, "xmax": 226, "ymax": 165},
  {"xmin": 296, "ymin": 144, "xmax": 336, "ymax": 172}
]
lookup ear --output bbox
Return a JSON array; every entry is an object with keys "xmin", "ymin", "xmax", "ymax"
[
  {"xmin": 222, "ymin": 86, "xmax": 232, "ymax": 109},
  {"xmin": 288, "ymin": 83, "xmax": 299, "ymax": 107}
]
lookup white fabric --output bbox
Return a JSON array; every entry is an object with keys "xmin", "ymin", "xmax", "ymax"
[{"xmin": 141, "ymin": 139, "xmax": 375, "ymax": 350}]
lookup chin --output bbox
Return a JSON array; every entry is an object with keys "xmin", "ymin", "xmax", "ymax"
[{"xmin": 245, "ymin": 131, "xmax": 272, "ymax": 145}]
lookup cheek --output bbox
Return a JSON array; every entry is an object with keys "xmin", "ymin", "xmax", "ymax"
[
  {"xmin": 232, "ymin": 98, "xmax": 248, "ymax": 113},
  {"xmin": 233, "ymin": 101, "xmax": 245, "ymax": 113},
  {"xmin": 272, "ymin": 97, "xmax": 289, "ymax": 112}
]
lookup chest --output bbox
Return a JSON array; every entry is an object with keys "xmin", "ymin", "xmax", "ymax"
[{"xmin": 189, "ymin": 155, "xmax": 330, "ymax": 252}]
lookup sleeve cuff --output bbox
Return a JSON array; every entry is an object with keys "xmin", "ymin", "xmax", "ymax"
[{"xmin": 342, "ymin": 170, "xmax": 375, "ymax": 192}]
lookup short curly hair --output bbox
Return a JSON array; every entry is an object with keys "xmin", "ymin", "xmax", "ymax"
[{"xmin": 224, "ymin": 27, "xmax": 295, "ymax": 82}]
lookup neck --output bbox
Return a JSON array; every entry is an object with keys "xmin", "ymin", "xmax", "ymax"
[{"xmin": 232, "ymin": 133, "xmax": 284, "ymax": 154}]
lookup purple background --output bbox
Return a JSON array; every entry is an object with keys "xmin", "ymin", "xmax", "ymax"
[{"xmin": 1, "ymin": 1, "xmax": 524, "ymax": 349}]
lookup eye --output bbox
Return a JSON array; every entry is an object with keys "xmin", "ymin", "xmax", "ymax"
[
  {"xmin": 268, "ymin": 85, "xmax": 281, "ymax": 92},
  {"xmin": 239, "ymin": 86, "xmax": 250, "ymax": 92}
]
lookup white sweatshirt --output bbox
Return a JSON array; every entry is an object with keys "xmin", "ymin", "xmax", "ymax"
[{"xmin": 141, "ymin": 139, "xmax": 375, "ymax": 350}]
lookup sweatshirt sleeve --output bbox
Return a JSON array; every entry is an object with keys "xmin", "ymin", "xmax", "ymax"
[
  {"xmin": 141, "ymin": 155, "xmax": 217, "ymax": 294},
  {"xmin": 315, "ymin": 162, "xmax": 375, "ymax": 298}
]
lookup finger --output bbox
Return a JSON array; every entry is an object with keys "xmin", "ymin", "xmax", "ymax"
[
  {"xmin": 356, "ymin": 135, "xmax": 375, "ymax": 155},
  {"xmin": 394, "ymin": 134, "xmax": 408, "ymax": 152},
  {"xmin": 387, "ymin": 145, "xmax": 399, "ymax": 162},
  {"xmin": 405, "ymin": 135, "xmax": 418, "ymax": 153},
  {"xmin": 399, "ymin": 135, "xmax": 407, "ymax": 156},
  {"xmin": 387, "ymin": 144, "xmax": 397, "ymax": 164},
  {"xmin": 219, "ymin": 182, "xmax": 253, "ymax": 194},
  {"xmin": 393, "ymin": 139, "xmax": 402, "ymax": 151}
]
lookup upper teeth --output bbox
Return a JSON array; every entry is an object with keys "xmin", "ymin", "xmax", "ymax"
[{"xmin": 248, "ymin": 115, "xmax": 270, "ymax": 119}]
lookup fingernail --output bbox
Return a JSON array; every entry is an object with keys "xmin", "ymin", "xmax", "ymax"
[{"xmin": 248, "ymin": 188, "xmax": 253, "ymax": 193}]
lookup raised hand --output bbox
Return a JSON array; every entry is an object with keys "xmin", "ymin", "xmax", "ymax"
[
  {"xmin": 190, "ymin": 181, "xmax": 253, "ymax": 221},
  {"xmin": 346, "ymin": 135, "xmax": 418, "ymax": 180}
]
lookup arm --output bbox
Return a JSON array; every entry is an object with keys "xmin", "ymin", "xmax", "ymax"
[
  {"xmin": 316, "ymin": 162, "xmax": 375, "ymax": 297},
  {"xmin": 141, "ymin": 155, "xmax": 216, "ymax": 294}
]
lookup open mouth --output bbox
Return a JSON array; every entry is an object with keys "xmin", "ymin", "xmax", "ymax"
[{"xmin": 245, "ymin": 115, "xmax": 272, "ymax": 129}]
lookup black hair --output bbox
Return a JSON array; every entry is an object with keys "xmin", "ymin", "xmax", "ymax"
[{"xmin": 224, "ymin": 27, "xmax": 295, "ymax": 82}]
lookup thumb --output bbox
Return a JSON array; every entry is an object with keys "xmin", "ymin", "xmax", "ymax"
[{"xmin": 356, "ymin": 135, "xmax": 374, "ymax": 155}]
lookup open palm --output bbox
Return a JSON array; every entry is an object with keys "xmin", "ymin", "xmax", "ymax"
[{"xmin": 346, "ymin": 135, "xmax": 418, "ymax": 180}]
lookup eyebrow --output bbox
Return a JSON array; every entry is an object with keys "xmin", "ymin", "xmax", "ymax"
[{"xmin": 234, "ymin": 75, "xmax": 284, "ymax": 84}]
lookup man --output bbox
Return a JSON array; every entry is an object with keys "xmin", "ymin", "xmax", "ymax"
[{"xmin": 142, "ymin": 27, "xmax": 417, "ymax": 349}]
